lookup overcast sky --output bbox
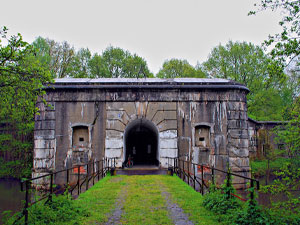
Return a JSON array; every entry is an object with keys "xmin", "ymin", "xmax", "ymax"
[{"xmin": 1, "ymin": 0, "xmax": 282, "ymax": 74}]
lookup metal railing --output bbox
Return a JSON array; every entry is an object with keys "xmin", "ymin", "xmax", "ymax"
[
  {"xmin": 15, "ymin": 157, "xmax": 117, "ymax": 225},
  {"xmin": 164, "ymin": 157, "xmax": 259, "ymax": 201}
]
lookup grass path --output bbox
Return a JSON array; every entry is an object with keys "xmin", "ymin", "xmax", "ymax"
[{"xmin": 75, "ymin": 175, "xmax": 219, "ymax": 225}]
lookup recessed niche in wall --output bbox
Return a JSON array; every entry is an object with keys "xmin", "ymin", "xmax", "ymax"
[
  {"xmin": 195, "ymin": 125, "xmax": 210, "ymax": 148},
  {"xmin": 72, "ymin": 126, "xmax": 89, "ymax": 147}
]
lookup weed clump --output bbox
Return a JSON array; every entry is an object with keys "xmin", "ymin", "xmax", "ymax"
[{"xmin": 4, "ymin": 194, "xmax": 89, "ymax": 225}]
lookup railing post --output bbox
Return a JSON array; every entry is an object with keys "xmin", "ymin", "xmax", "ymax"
[
  {"xmin": 180, "ymin": 159, "xmax": 182, "ymax": 178},
  {"xmin": 77, "ymin": 165, "xmax": 80, "ymax": 195},
  {"xmin": 86, "ymin": 163, "xmax": 89, "ymax": 191},
  {"xmin": 225, "ymin": 170, "xmax": 231, "ymax": 200},
  {"xmin": 24, "ymin": 180, "xmax": 29, "ymax": 225},
  {"xmin": 250, "ymin": 179, "xmax": 254, "ymax": 202},
  {"xmin": 49, "ymin": 173, "xmax": 53, "ymax": 202},
  {"xmin": 102, "ymin": 160, "xmax": 104, "ymax": 178},
  {"xmin": 201, "ymin": 165, "xmax": 204, "ymax": 195},
  {"xmin": 176, "ymin": 158, "xmax": 178, "ymax": 175},
  {"xmin": 187, "ymin": 161, "xmax": 190, "ymax": 185},
  {"xmin": 212, "ymin": 166, "xmax": 215, "ymax": 185},
  {"xmin": 97, "ymin": 160, "xmax": 100, "ymax": 181},
  {"xmin": 173, "ymin": 157, "xmax": 175, "ymax": 169},
  {"xmin": 193, "ymin": 164, "xmax": 196, "ymax": 191},
  {"xmin": 182, "ymin": 160, "xmax": 185, "ymax": 181},
  {"xmin": 66, "ymin": 168, "xmax": 69, "ymax": 187},
  {"xmin": 92, "ymin": 161, "xmax": 95, "ymax": 185}
]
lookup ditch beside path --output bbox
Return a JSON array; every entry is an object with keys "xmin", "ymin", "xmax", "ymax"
[{"xmin": 76, "ymin": 175, "xmax": 220, "ymax": 225}]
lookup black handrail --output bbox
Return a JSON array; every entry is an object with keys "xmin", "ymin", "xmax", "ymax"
[
  {"xmin": 163, "ymin": 157, "xmax": 259, "ymax": 200},
  {"xmin": 16, "ymin": 157, "xmax": 117, "ymax": 225}
]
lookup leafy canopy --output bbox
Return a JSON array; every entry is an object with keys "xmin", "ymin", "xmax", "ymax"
[
  {"xmin": 0, "ymin": 27, "xmax": 52, "ymax": 178},
  {"xmin": 202, "ymin": 41, "xmax": 290, "ymax": 121},
  {"xmin": 157, "ymin": 58, "xmax": 206, "ymax": 78}
]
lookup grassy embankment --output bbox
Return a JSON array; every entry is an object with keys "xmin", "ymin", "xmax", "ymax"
[
  {"xmin": 7, "ymin": 175, "xmax": 220, "ymax": 225},
  {"xmin": 77, "ymin": 175, "xmax": 219, "ymax": 224}
]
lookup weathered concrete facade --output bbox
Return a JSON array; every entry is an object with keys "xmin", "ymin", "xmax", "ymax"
[
  {"xmin": 248, "ymin": 118, "xmax": 286, "ymax": 159},
  {"xmin": 33, "ymin": 78, "xmax": 251, "ymax": 186}
]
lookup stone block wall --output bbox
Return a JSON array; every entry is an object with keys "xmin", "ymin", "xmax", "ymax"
[
  {"xmin": 105, "ymin": 102, "xmax": 178, "ymax": 168},
  {"xmin": 32, "ymin": 78, "xmax": 251, "ymax": 188},
  {"xmin": 227, "ymin": 101, "xmax": 250, "ymax": 188},
  {"xmin": 33, "ymin": 99, "xmax": 56, "ymax": 185}
]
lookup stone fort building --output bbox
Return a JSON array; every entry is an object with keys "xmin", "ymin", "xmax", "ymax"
[{"xmin": 33, "ymin": 78, "xmax": 251, "ymax": 186}]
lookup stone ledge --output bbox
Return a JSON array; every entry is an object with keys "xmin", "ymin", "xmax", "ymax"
[
  {"xmin": 34, "ymin": 148, "xmax": 55, "ymax": 159},
  {"xmin": 159, "ymin": 130, "xmax": 177, "ymax": 139},
  {"xmin": 35, "ymin": 111, "xmax": 56, "ymax": 121},
  {"xmin": 34, "ymin": 130, "xmax": 55, "ymax": 140},
  {"xmin": 160, "ymin": 138, "xmax": 177, "ymax": 149},
  {"xmin": 227, "ymin": 120, "xmax": 248, "ymax": 129}
]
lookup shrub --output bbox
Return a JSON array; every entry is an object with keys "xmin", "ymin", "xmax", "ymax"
[
  {"xmin": 202, "ymin": 188, "xmax": 241, "ymax": 214},
  {"xmin": 4, "ymin": 194, "xmax": 89, "ymax": 225}
]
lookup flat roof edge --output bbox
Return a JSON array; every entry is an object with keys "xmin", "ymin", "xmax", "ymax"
[
  {"xmin": 44, "ymin": 84, "xmax": 249, "ymax": 92},
  {"xmin": 45, "ymin": 78, "xmax": 249, "ymax": 92}
]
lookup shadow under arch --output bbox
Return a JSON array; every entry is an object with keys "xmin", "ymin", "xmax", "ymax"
[{"xmin": 123, "ymin": 119, "xmax": 159, "ymax": 166}]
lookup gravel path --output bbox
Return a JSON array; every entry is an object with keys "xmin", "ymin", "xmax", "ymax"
[
  {"xmin": 105, "ymin": 176, "xmax": 194, "ymax": 225},
  {"xmin": 105, "ymin": 179, "xmax": 127, "ymax": 225},
  {"xmin": 162, "ymin": 191, "xmax": 194, "ymax": 225}
]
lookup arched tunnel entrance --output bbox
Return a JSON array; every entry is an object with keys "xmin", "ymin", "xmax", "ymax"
[{"xmin": 124, "ymin": 119, "xmax": 159, "ymax": 166}]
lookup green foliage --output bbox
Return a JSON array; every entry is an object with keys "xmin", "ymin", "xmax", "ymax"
[
  {"xmin": 0, "ymin": 158, "xmax": 32, "ymax": 178},
  {"xmin": 0, "ymin": 27, "xmax": 52, "ymax": 178},
  {"xmin": 250, "ymin": 0, "xmax": 300, "ymax": 106},
  {"xmin": 4, "ymin": 194, "xmax": 89, "ymax": 225},
  {"xmin": 157, "ymin": 58, "xmax": 206, "ymax": 78},
  {"xmin": 33, "ymin": 38, "xmax": 154, "ymax": 78},
  {"xmin": 233, "ymin": 199, "xmax": 268, "ymax": 225},
  {"xmin": 275, "ymin": 97, "xmax": 300, "ymax": 162},
  {"xmin": 202, "ymin": 188, "xmax": 241, "ymax": 215},
  {"xmin": 202, "ymin": 40, "xmax": 291, "ymax": 121},
  {"xmin": 261, "ymin": 162, "xmax": 300, "ymax": 209},
  {"xmin": 96, "ymin": 46, "xmax": 153, "ymax": 78},
  {"xmin": 250, "ymin": 0, "xmax": 300, "ymax": 63},
  {"xmin": 71, "ymin": 48, "xmax": 92, "ymax": 78},
  {"xmin": 32, "ymin": 37, "xmax": 75, "ymax": 78},
  {"xmin": 203, "ymin": 168, "xmax": 241, "ymax": 215},
  {"xmin": 250, "ymin": 157, "xmax": 290, "ymax": 177}
]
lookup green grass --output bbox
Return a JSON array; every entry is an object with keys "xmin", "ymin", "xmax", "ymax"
[
  {"xmin": 75, "ymin": 174, "xmax": 125, "ymax": 224},
  {"xmin": 250, "ymin": 157, "xmax": 290, "ymax": 177},
  {"xmin": 120, "ymin": 176, "xmax": 172, "ymax": 224},
  {"xmin": 7, "ymin": 175, "xmax": 220, "ymax": 224},
  {"xmin": 75, "ymin": 175, "xmax": 219, "ymax": 224},
  {"xmin": 159, "ymin": 175, "xmax": 219, "ymax": 225}
]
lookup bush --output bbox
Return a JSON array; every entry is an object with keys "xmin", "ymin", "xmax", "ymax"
[
  {"xmin": 202, "ymin": 170, "xmax": 241, "ymax": 215},
  {"xmin": 202, "ymin": 188, "xmax": 241, "ymax": 214},
  {"xmin": 4, "ymin": 194, "xmax": 89, "ymax": 225}
]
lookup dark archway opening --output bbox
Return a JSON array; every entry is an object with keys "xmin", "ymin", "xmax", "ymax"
[{"xmin": 125, "ymin": 120, "xmax": 158, "ymax": 166}]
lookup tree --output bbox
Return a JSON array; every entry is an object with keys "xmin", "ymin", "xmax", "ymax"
[
  {"xmin": 0, "ymin": 27, "xmax": 52, "ymax": 178},
  {"xmin": 88, "ymin": 53, "xmax": 107, "ymax": 78},
  {"xmin": 33, "ymin": 37, "xmax": 75, "ymax": 78},
  {"xmin": 95, "ymin": 46, "xmax": 153, "ymax": 78},
  {"xmin": 71, "ymin": 48, "xmax": 91, "ymax": 78},
  {"xmin": 157, "ymin": 59, "xmax": 206, "ymax": 78},
  {"xmin": 276, "ymin": 97, "xmax": 300, "ymax": 162},
  {"xmin": 202, "ymin": 41, "xmax": 290, "ymax": 121},
  {"xmin": 203, "ymin": 41, "xmax": 277, "ymax": 88},
  {"xmin": 250, "ymin": 1, "xmax": 300, "ymax": 64}
]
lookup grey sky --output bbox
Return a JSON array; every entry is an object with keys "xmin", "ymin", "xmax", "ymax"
[{"xmin": 1, "ymin": 0, "xmax": 281, "ymax": 74}]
